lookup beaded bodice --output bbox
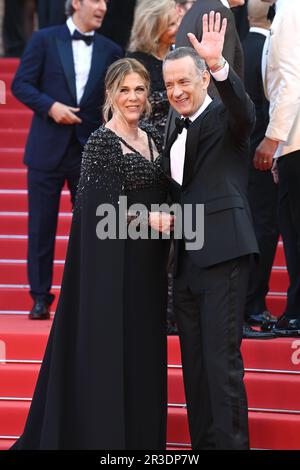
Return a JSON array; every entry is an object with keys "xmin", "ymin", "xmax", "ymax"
[{"xmin": 75, "ymin": 123, "xmax": 169, "ymax": 213}]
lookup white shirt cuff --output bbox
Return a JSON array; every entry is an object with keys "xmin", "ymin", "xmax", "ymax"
[{"xmin": 210, "ymin": 61, "xmax": 229, "ymax": 81}]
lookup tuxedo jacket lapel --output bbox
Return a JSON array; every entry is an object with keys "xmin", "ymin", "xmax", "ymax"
[
  {"xmin": 56, "ymin": 26, "xmax": 77, "ymax": 103},
  {"xmin": 80, "ymin": 35, "xmax": 108, "ymax": 105},
  {"xmin": 162, "ymin": 127, "xmax": 178, "ymax": 176}
]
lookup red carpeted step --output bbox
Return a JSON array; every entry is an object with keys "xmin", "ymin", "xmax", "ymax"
[
  {"xmin": 249, "ymin": 411, "xmax": 300, "ymax": 450},
  {"xmin": 0, "ymin": 109, "xmax": 32, "ymax": 129},
  {"xmin": 0, "ymin": 58, "xmax": 20, "ymax": 73},
  {"xmin": 0, "ymin": 262, "xmax": 64, "ymax": 285},
  {"xmin": 245, "ymin": 372, "xmax": 300, "ymax": 411},
  {"xmin": 274, "ymin": 241, "xmax": 286, "ymax": 266},
  {"xmin": 3, "ymin": 92, "xmax": 27, "ymax": 110},
  {"xmin": 269, "ymin": 267, "xmax": 288, "ymax": 293},
  {"xmin": 0, "ymin": 149, "xmax": 25, "ymax": 169},
  {"xmin": 168, "ymin": 368, "xmax": 300, "ymax": 411},
  {"xmin": 265, "ymin": 294, "xmax": 286, "ymax": 316},
  {"xmin": 0, "ymin": 212, "xmax": 72, "ymax": 235},
  {"xmin": 0, "ymin": 169, "xmax": 27, "ymax": 189},
  {"xmin": 0, "ymin": 129, "xmax": 28, "ymax": 147},
  {"xmin": 0, "ymin": 315, "xmax": 51, "ymax": 361},
  {"xmin": 0, "ymin": 170, "xmax": 74, "ymax": 190},
  {"xmin": 0, "ymin": 401, "xmax": 30, "ymax": 436},
  {"xmin": 0, "ymin": 439, "xmax": 17, "ymax": 450},
  {"xmin": 0, "ymin": 363, "xmax": 40, "ymax": 397},
  {"xmin": 0, "ymin": 73, "xmax": 14, "ymax": 90},
  {"xmin": 0, "ymin": 287, "xmax": 59, "ymax": 314},
  {"xmin": 167, "ymin": 407, "xmax": 300, "ymax": 450},
  {"xmin": 168, "ymin": 336, "xmax": 300, "ymax": 372},
  {"xmin": 0, "ymin": 190, "xmax": 73, "ymax": 212},
  {"xmin": 0, "ymin": 236, "xmax": 68, "ymax": 259},
  {"xmin": 242, "ymin": 337, "xmax": 300, "ymax": 373}
]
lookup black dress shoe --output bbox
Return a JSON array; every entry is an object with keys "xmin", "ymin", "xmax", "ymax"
[
  {"xmin": 246, "ymin": 310, "xmax": 277, "ymax": 326},
  {"xmin": 273, "ymin": 315, "xmax": 300, "ymax": 337},
  {"xmin": 243, "ymin": 324, "xmax": 276, "ymax": 339},
  {"xmin": 29, "ymin": 300, "xmax": 51, "ymax": 320}
]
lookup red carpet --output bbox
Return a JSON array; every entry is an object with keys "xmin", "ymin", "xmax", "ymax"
[{"xmin": 0, "ymin": 58, "xmax": 299, "ymax": 451}]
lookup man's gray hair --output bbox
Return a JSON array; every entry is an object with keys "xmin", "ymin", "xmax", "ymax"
[
  {"xmin": 65, "ymin": 0, "xmax": 83, "ymax": 17},
  {"xmin": 163, "ymin": 47, "xmax": 207, "ymax": 74}
]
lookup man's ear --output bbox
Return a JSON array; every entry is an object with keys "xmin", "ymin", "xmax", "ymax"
[
  {"xmin": 202, "ymin": 70, "xmax": 210, "ymax": 90},
  {"xmin": 72, "ymin": 0, "xmax": 81, "ymax": 13}
]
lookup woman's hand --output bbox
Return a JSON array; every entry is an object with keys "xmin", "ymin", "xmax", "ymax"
[{"xmin": 149, "ymin": 212, "xmax": 175, "ymax": 234}]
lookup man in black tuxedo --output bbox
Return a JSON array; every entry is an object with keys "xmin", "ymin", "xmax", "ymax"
[
  {"xmin": 12, "ymin": 0, "xmax": 122, "ymax": 319},
  {"xmin": 162, "ymin": 11, "xmax": 258, "ymax": 449}
]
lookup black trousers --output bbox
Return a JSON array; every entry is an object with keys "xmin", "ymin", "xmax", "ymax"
[
  {"xmin": 174, "ymin": 251, "xmax": 250, "ymax": 450},
  {"xmin": 245, "ymin": 167, "xmax": 279, "ymax": 317},
  {"xmin": 277, "ymin": 151, "xmax": 300, "ymax": 319},
  {"xmin": 27, "ymin": 133, "xmax": 83, "ymax": 305}
]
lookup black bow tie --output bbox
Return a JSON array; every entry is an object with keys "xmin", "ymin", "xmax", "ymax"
[
  {"xmin": 175, "ymin": 117, "xmax": 191, "ymax": 134},
  {"xmin": 72, "ymin": 30, "xmax": 94, "ymax": 46},
  {"xmin": 267, "ymin": 4, "xmax": 276, "ymax": 21}
]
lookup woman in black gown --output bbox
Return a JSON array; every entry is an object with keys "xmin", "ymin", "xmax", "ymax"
[{"xmin": 11, "ymin": 58, "xmax": 173, "ymax": 450}]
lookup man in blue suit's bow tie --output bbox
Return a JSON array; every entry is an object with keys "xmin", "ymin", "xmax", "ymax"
[{"xmin": 12, "ymin": 0, "xmax": 123, "ymax": 320}]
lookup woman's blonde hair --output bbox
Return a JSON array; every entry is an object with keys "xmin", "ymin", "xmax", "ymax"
[
  {"xmin": 103, "ymin": 58, "xmax": 151, "ymax": 123},
  {"xmin": 128, "ymin": 0, "xmax": 176, "ymax": 56}
]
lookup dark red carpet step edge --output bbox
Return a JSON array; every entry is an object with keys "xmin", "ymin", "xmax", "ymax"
[
  {"xmin": 0, "ymin": 440, "xmax": 188, "ymax": 451},
  {"xmin": 0, "ymin": 211, "xmax": 71, "ymax": 235},
  {"xmin": 1, "ymin": 363, "xmax": 300, "ymax": 413},
  {"xmin": 0, "ymin": 237, "xmax": 288, "ymax": 291},
  {"xmin": 0, "ymin": 261, "xmax": 64, "ymax": 286},
  {"xmin": 0, "ymin": 402, "xmax": 299, "ymax": 450},
  {"xmin": 1, "ymin": 92, "xmax": 28, "ymax": 110},
  {"xmin": 0, "ymin": 58, "xmax": 20, "ymax": 73},
  {"xmin": 0, "ymin": 110, "xmax": 33, "ymax": 129},
  {"xmin": 1, "ymin": 318, "xmax": 299, "ymax": 370},
  {"xmin": 167, "ymin": 408, "xmax": 300, "ymax": 450},
  {"xmin": 0, "ymin": 150, "xmax": 25, "ymax": 169},
  {"xmin": 0, "ymin": 190, "xmax": 72, "ymax": 211},
  {"xmin": 168, "ymin": 369, "xmax": 300, "ymax": 412},
  {"xmin": 0, "ymin": 286, "xmax": 287, "ymax": 316},
  {"xmin": 0, "ymin": 278, "xmax": 286, "ymax": 310},
  {"xmin": 0, "ymin": 235, "xmax": 69, "ymax": 259},
  {"xmin": 0, "ymin": 130, "xmax": 28, "ymax": 148},
  {"xmin": 1, "ymin": 72, "xmax": 15, "ymax": 90},
  {"xmin": 169, "ymin": 336, "xmax": 300, "ymax": 373}
]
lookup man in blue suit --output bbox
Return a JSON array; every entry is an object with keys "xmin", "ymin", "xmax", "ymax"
[{"xmin": 12, "ymin": 0, "xmax": 123, "ymax": 319}]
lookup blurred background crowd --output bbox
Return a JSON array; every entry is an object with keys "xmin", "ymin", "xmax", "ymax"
[{"xmin": 0, "ymin": 0, "xmax": 248, "ymax": 58}]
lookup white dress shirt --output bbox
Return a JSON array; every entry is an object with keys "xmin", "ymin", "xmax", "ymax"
[
  {"xmin": 249, "ymin": 26, "xmax": 269, "ymax": 39},
  {"xmin": 66, "ymin": 17, "xmax": 94, "ymax": 104},
  {"xmin": 220, "ymin": 0, "xmax": 230, "ymax": 8},
  {"xmin": 170, "ymin": 64, "xmax": 229, "ymax": 185}
]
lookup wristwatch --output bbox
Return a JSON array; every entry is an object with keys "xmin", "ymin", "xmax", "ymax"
[{"xmin": 209, "ymin": 57, "xmax": 227, "ymax": 73}]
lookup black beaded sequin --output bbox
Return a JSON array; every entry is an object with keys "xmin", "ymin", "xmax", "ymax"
[{"xmin": 74, "ymin": 123, "xmax": 169, "ymax": 215}]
